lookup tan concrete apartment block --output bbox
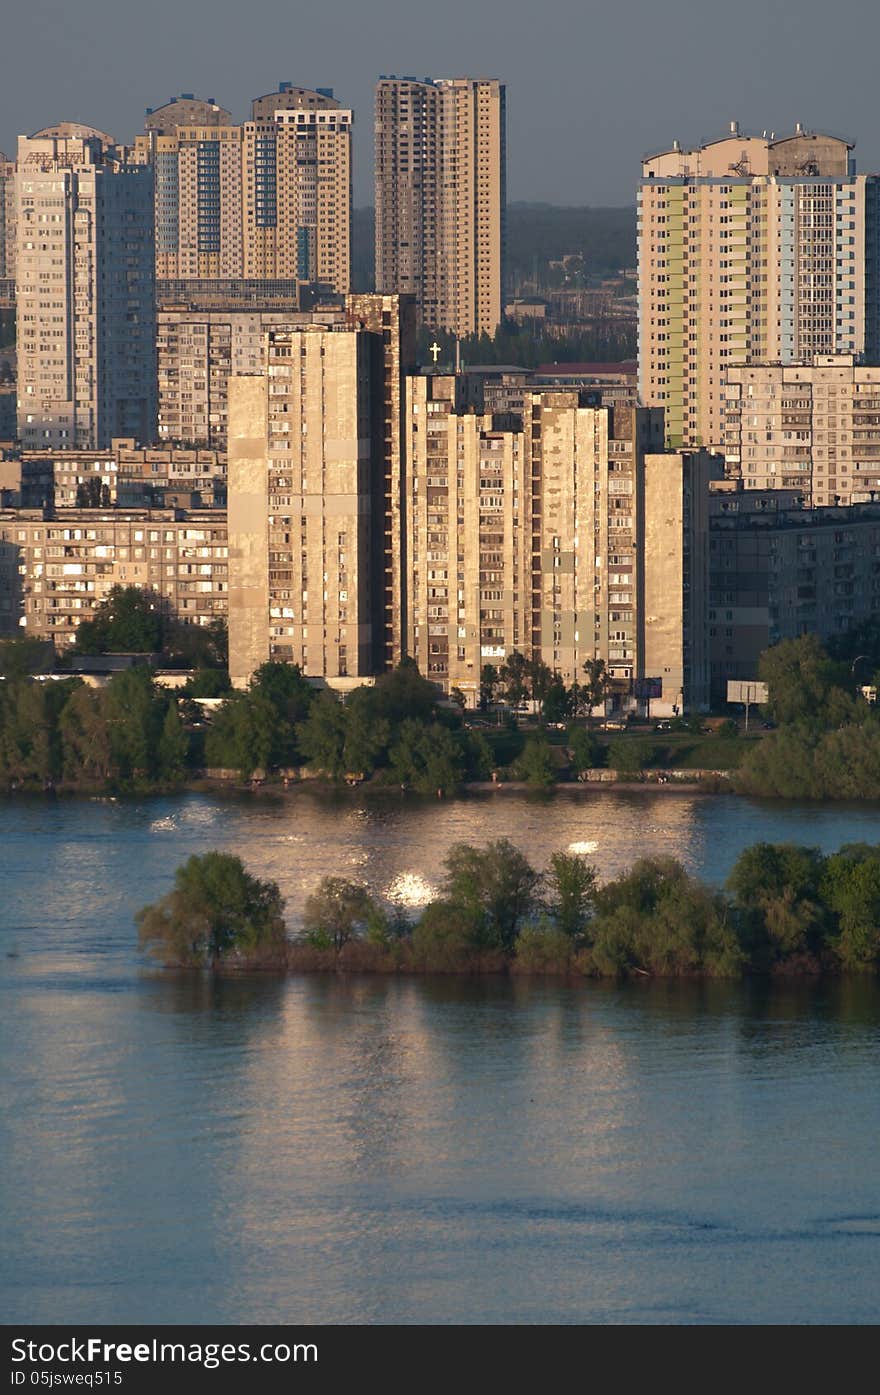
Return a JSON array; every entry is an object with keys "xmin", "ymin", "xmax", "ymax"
[{"xmin": 227, "ymin": 375, "xmax": 269, "ymax": 687}]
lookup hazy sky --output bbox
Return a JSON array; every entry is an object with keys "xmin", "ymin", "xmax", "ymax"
[{"xmin": 3, "ymin": 0, "xmax": 879, "ymax": 206}]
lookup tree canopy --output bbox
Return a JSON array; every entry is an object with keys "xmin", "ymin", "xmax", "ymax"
[{"xmin": 137, "ymin": 852, "xmax": 287, "ymax": 967}]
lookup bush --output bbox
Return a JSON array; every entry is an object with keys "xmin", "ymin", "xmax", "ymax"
[
  {"xmin": 513, "ymin": 921, "xmax": 574, "ymax": 974},
  {"xmin": 584, "ymin": 857, "xmax": 744, "ymax": 978},
  {"xmin": 410, "ymin": 902, "xmax": 483, "ymax": 971},
  {"xmin": 607, "ymin": 738, "xmax": 655, "ymax": 775}
]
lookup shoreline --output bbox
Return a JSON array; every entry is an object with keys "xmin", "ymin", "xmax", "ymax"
[
  {"xmin": 0, "ymin": 773, "xmax": 732, "ymax": 801},
  {"xmin": 143, "ymin": 955, "xmax": 857, "ymax": 983}
]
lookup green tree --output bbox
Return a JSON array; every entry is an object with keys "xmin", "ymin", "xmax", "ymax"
[
  {"xmin": 371, "ymin": 658, "xmax": 438, "ymax": 724},
  {"xmin": 442, "ymin": 839, "xmax": 540, "ymax": 952},
  {"xmin": 75, "ymin": 585, "xmax": 164, "ymax": 654},
  {"xmin": 514, "ymin": 919, "xmax": 575, "ymax": 974},
  {"xmin": 820, "ymin": 844, "xmax": 880, "ymax": 970},
  {"xmin": 588, "ymin": 857, "xmax": 743, "ymax": 978},
  {"xmin": 411, "ymin": 901, "xmax": 483, "ymax": 970},
  {"xmin": 137, "ymin": 852, "xmax": 286, "ymax": 967},
  {"xmin": 541, "ymin": 676, "xmax": 571, "ymax": 723},
  {"xmin": 545, "ymin": 852, "xmax": 597, "ymax": 938},
  {"xmin": 758, "ymin": 634, "xmax": 850, "ymax": 731},
  {"xmin": 250, "ymin": 661, "xmax": 314, "ymax": 725},
  {"xmin": 296, "ymin": 692, "xmax": 348, "ymax": 778},
  {"xmin": 727, "ymin": 842, "xmax": 830, "ymax": 965},
  {"xmin": 163, "ymin": 616, "xmax": 228, "ymax": 670},
  {"xmin": 513, "ymin": 735, "xmax": 556, "ymax": 787},
  {"xmin": 462, "ymin": 728, "xmax": 494, "ymax": 780},
  {"xmin": 499, "ymin": 650, "xmax": 530, "ymax": 707},
  {"xmin": 0, "ymin": 638, "xmax": 54, "ymax": 679},
  {"xmin": 59, "ymin": 684, "xmax": 111, "ymax": 781},
  {"xmin": 301, "ymin": 876, "xmax": 377, "ymax": 952},
  {"xmin": 607, "ymin": 737, "xmax": 655, "ymax": 774},
  {"xmin": 0, "ymin": 679, "xmax": 68, "ymax": 782},
  {"xmin": 343, "ymin": 687, "xmax": 390, "ymax": 775},
  {"xmin": 480, "ymin": 663, "xmax": 501, "ymax": 709},
  {"xmin": 183, "ymin": 668, "xmax": 232, "ymax": 698},
  {"xmin": 581, "ymin": 658, "xmax": 611, "ymax": 720},
  {"xmin": 157, "ymin": 700, "xmax": 190, "ymax": 781},
  {"xmin": 104, "ymin": 667, "xmax": 165, "ymax": 779},
  {"xmin": 527, "ymin": 657, "xmax": 554, "ymax": 707},
  {"xmin": 205, "ymin": 692, "xmax": 281, "ymax": 777},
  {"xmin": 388, "ymin": 719, "xmax": 466, "ymax": 794},
  {"xmin": 567, "ymin": 724, "xmax": 602, "ymax": 773},
  {"xmin": 75, "ymin": 478, "xmax": 111, "ymax": 507}
]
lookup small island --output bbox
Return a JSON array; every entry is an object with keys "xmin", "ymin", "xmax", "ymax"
[{"xmin": 137, "ymin": 838, "xmax": 880, "ymax": 980}]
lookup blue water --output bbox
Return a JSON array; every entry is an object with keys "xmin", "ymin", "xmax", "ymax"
[{"xmin": 2, "ymin": 790, "xmax": 879, "ymax": 1324}]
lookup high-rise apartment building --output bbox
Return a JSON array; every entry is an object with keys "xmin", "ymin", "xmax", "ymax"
[
  {"xmin": 157, "ymin": 305, "xmax": 347, "ymax": 447},
  {"xmin": 226, "ymin": 294, "xmax": 415, "ymax": 687},
  {"xmin": 134, "ymin": 118, "xmax": 244, "ymax": 281},
  {"xmin": 16, "ymin": 126, "xmax": 156, "ymax": 450},
  {"xmin": 404, "ymin": 376, "xmax": 716, "ymax": 711},
  {"xmin": 0, "ymin": 150, "xmax": 15, "ymax": 299},
  {"xmin": 243, "ymin": 86, "xmax": 352, "ymax": 291},
  {"xmin": 375, "ymin": 76, "xmax": 506, "ymax": 337},
  {"xmin": 143, "ymin": 95, "xmax": 233, "ymax": 134},
  {"xmin": 133, "ymin": 84, "xmax": 352, "ymax": 296},
  {"xmin": 639, "ymin": 125, "xmax": 880, "ymax": 452},
  {"xmin": 724, "ymin": 355, "xmax": 880, "ymax": 506}
]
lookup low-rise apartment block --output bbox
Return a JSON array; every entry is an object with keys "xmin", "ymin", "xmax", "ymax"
[
  {"xmin": 0, "ymin": 441, "xmax": 225, "ymax": 510},
  {"xmin": 0, "ymin": 507, "xmax": 228, "ymax": 645}
]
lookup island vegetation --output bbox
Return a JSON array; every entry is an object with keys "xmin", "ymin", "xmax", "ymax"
[{"xmin": 137, "ymin": 839, "xmax": 880, "ymax": 979}]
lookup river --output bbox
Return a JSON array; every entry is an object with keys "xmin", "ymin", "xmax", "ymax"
[{"xmin": 2, "ymin": 789, "xmax": 879, "ymax": 1324}]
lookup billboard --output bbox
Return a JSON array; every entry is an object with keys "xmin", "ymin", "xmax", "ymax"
[{"xmin": 726, "ymin": 680, "xmax": 768, "ymax": 705}]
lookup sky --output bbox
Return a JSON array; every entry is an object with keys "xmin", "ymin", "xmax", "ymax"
[{"xmin": 2, "ymin": 0, "xmax": 879, "ymax": 206}]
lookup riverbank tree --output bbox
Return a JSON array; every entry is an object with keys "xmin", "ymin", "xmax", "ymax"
[{"xmin": 734, "ymin": 633, "xmax": 880, "ymax": 799}]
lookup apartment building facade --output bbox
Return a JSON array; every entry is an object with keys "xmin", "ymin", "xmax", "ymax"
[
  {"xmin": 226, "ymin": 295, "xmax": 415, "ymax": 687},
  {"xmin": 0, "ymin": 506, "xmax": 228, "ymax": 644},
  {"xmin": 639, "ymin": 125, "xmax": 880, "ymax": 452},
  {"xmin": 16, "ymin": 126, "xmax": 156, "ymax": 451},
  {"xmin": 0, "ymin": 150, "xmax": 15, "ymax": 298},
  {"xmin": 724, "ymin": 354, "xmax": 880, "ymax": 505},
  {"xmin": 375, "ymin": 76, "xmax": 506, "ymax": 337},
  {"xmin": 157, "ymin": 305, "xmax": 345, "ymax": 447},
  {"xmin": 709, "ymin": 492, "xmax": 880, "ymax": 700},
  {"xmin": 405, "ymin": 376, "xmax": 716, "ymax": 711}
]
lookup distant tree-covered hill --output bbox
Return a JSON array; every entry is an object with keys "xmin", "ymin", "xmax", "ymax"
[
  {"xmin": 505, "ymin": 204, "xmax": 636, "ymax": 286},
  {"xmin": 351, "ymin": 204, "xmax": 637, "ymax": 294}
]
